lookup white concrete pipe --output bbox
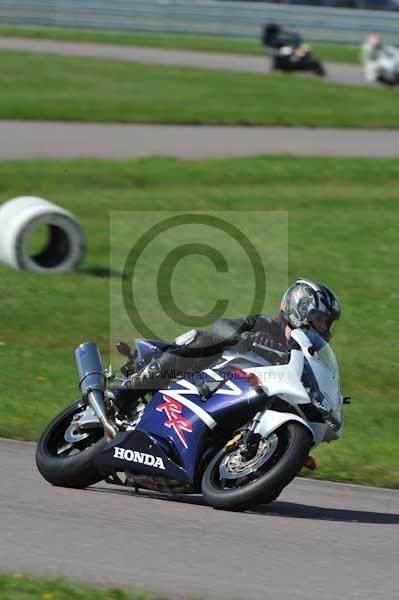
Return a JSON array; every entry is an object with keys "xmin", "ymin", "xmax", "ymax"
[{"xmin": 0, "ymin": 196, "xmax": 86, "ymax": 272}]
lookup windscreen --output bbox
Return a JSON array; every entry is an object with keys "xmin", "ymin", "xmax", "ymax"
[
  {"xmin": 304, "ymin": 328, "xmax": 339, "ymax": 377},
  {"xmin": 301, "ymin": 328, "xmax": 342, "ymax": 433}
]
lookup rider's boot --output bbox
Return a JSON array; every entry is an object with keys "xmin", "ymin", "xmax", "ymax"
[{"xmin": 303, "ymin": 455, "xmax": 317, "ymax": 470}]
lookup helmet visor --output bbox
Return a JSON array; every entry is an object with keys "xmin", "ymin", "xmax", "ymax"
[{"xmin": 308, "ymin": 312, "xmax": 335, "ymax": 340}]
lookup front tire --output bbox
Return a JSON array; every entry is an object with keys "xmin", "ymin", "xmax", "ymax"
[
  {"xmin": 36, "ymin": 400, "xmax": 108, "ymax": 488},
  {"xmin": 313, "ymin": 61, "xmax": 326, "ymax": 77},
  {"xmin": 201, "ymin": 422, "xmax": 311, "ymax": 510}
]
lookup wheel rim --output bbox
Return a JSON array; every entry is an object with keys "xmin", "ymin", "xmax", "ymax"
[
  {"xmin": 45, "ymin": 405, "xmax": 103, "ymax": 458},
  {"xmin": 219, "ymin": 434, "xmax": 278, "ymax": 480},
  {"xmin": 210, "ymin": 427, "xmax": 291, "ymax": 491}
]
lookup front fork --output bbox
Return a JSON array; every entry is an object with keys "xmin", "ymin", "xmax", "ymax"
[
  {"xmin": 240, "ymin": 411, "xmax": 264, "ymax": 460},
  {"xmin": 224, "ymin": 409, "xmax": 268, "ymax": 458}
]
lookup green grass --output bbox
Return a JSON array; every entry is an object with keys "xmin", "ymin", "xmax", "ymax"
[
  {"xmin": 0, "ymin": 574, "xmax": 164, "ymax": 600},
  {"xmin": 0, "ymin": 51, "xmax": 395, "ymax": 128},
  {"xmin": 0, "ymin": 25, "xmax": 360, "ymax": 64},
  {"xmin": 313, "ymin": 42, "xmax": 359, "ymax": 65},
  {"xmin": 0, "ymin": 156, "xmax": 398, "ymax": 488}
]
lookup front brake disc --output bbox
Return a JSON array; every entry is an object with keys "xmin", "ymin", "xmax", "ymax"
[{"xmin": 219, "ymin": 433, "xmax": 278, "ymax": 480}]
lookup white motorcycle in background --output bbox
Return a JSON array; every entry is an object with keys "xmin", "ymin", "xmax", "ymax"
[{"xmin": 361, "ymin": 34, "xmax": 399, "ymax": 86}]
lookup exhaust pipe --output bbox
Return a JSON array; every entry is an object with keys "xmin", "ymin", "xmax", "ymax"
[{"xmin": 74, "ymin": 342, "xmax": 117, "ymax": 440}]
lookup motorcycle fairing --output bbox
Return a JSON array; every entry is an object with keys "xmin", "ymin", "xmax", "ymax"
[
  {"xmin": 135, "ymin": 368, "xmax": 265, "ymax": 482},
  {"xmin": 246, "ymin": 329, "xmax": 343, "ymax": 445},
  {"xmin": 93, "ymin": 429, "xmax": 191, "ymax": 483},
  {"xmin": 241, "ymin": 349, "xmax": 310, "ymax": 406},
  {"xmin": 293, "ymin": 329, "xmax": 343, "ymax": 441}
]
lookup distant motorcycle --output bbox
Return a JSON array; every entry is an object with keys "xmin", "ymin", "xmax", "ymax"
[
  {"xmin": 36, "ymin": 328, "xmax": 346, "ymax": 510},
  {"xmin": 262, "ymin": 23, "xmax": 326, "ymax": 77},
  {"xmin": 361, "ymin": 33, "xmax": 399, "ymax": 86}
]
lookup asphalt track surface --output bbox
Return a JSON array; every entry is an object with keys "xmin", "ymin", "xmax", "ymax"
[
  {"xmin": 0, "ymin": 37, "xmax": 367, "ymax": 86},
  {"xmin": 1, "ymin": 438, "xmax": 398, "ymax": 600},
  {"xmin": 2, "ymin": 120, "xmax": 399, "ymax": 159}
]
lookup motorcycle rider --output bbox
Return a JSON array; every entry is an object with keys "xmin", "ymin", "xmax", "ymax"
[
  {"xmin": 361, "ymin": 33, "xmax": 399, "ymax": 85},
  {"xmin": 126, "ymin": 278, "xmax": 341, "ymax": 393},
  {"xmin": 261, "ymin": 23, "xmax": 302, "ymax": 52},
  {"xmin": 261, "ymin": 23, "xmax": 323, "ymax": 75}
]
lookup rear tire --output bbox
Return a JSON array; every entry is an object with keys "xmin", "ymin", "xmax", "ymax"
[
  {"xmin": 36, "ymin": 400, "xmax": 108, "ymax": 488},
  {"xmin": 201, "ymin": 422, "xmax": 311, "ymax": 510}
]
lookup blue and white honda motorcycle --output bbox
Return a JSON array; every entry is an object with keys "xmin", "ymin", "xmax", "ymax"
[{"xmin": 36, "ymin": 329, "xmax": 345, "ymax": 510}]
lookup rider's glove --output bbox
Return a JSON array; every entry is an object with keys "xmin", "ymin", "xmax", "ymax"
[{"xmin": 240, "ymin": 330, "xmax": 273, "ymax": 349}]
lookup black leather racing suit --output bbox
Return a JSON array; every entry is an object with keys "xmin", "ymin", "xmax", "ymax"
[
  {"xmin": 262, "ymin": 27, "xmax": 302, "ymax": 52},
  {"xmin": 134, "ymin": 315, "xmax": 289, "ymax": 390}
]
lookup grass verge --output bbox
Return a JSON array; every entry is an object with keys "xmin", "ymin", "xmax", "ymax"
[
  {"xmin": 0, "ymin": 156, "xmax": 398, "ymax": 488},
  {"xmin": 0, "ymin": 51, "xmax": 395, "ymax": 128},
  {"xmin": 0, "ymin": 25, "xmax": 360, "ymax": 63},
  {"xmin": 0, "ymin": 574, "xmax": 163, "ymax": 600}
]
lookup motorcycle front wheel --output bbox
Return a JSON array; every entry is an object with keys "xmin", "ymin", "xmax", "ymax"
[
  {"xmin": 201, "ymin": 422, "xmax": 311, "ymax": 510},
  {"xmin": 313, "ymin": 60, "xmax": 326, "ymax": 77},
  {"xmin": 36, "ymin": 400, "xmax": 108, "ymax": 488}
]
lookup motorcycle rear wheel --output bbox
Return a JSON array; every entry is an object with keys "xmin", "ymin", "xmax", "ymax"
[
  {"xmin": 201, "ymin": 422, "xmax": 311, "ymax": 510},
  {"xmin": 36, "ymin": 400, "xmax": 108, "ymax": 488}
]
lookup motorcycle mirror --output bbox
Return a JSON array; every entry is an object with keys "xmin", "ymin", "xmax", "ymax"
[{"xmin": 116, "ymin": 341, "xmax": 132, "ymax": 357}]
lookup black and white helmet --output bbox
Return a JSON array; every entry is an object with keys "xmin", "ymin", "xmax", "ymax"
[{"xmin": 280, "ymin": 278, "xmax": 340, "ymax": 341}]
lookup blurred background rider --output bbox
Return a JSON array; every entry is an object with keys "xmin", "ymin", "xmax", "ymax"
[{"xmin": 361, "ymin": 33, "xmax": 399, "ymax": 85}]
